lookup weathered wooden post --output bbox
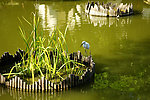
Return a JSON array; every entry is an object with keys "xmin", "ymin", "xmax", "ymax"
[
  {"xmin": 10, "ymin": 79, "xmax": 12, "ymax": 89},
  {"xmin": 38, "ymin": 79, "xmax": 41, "ymax": 92},
  {"xmin": 48, "ymin": 81, "xmax": 51, "ymax": 92},
  {"xmin": 29, "ymin": 84, "xmax": 31, "ymax": 92},
  {"xmin": 12, "ymin": 78, "xmax": 15, "ymax": 88},
  {"xmin": 26, "ymin": 84, "xmax": 29, "ymax": 92},
  {"xmin": 51, "ymin": 82, "xmax": 54, "ymax": 93},
  {"xmin": 15, "ymin": 76, "xmax": 17, "ymax": 89},
  {"xmin": 35, "ymin": 81, "xmax": 38, "ymax": 92},
  {"xmin": 45, "ymin": 79, "xmax": 48, "ymax": 92},
  {"xmin": 32, "ymin": 83, "xmax": 34, "ymax": 92},
  {"xmin": 17, "ymin": 77, "xmax": 20, "ymax": 90},
  {"xmin": 77, "ymin": 51, "xmax": 82, "ymax": 62},
  {"xmin": 23, "ymin": 82, "xmax": 26, "ymax": 92},
  {"xmin": 0, "ymin": 75, "xmax": 4, "ymax": 84},
  {"xmin": 41, "ymin": 77, "xmax": 45, "ymax": 92},
  {"xmin": 20, "ymin": 79, "xmax": 22, "ymax": 91}
]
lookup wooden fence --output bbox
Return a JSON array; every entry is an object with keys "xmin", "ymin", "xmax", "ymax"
[{"xmin": 0, "ymin": 50, "xmax": 95, "ymax": 93}]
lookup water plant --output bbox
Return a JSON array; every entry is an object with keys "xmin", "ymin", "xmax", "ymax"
[
  {"xmin": 93, "ymin": 71, "xmax": 148, "ymax": 92},
  {"xmin": 3, "ymin": 13, "xmax": 86, "ymax": 84}
]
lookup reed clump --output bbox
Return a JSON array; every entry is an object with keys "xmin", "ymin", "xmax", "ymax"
[{"xmin": 3, "ymin": 14, "xmax": 86, "ymax": 84}]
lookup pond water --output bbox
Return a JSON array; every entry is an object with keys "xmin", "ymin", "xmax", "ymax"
[{"xmin": 0, "ymin": 0, "xmax": 150, "ymax": 100}]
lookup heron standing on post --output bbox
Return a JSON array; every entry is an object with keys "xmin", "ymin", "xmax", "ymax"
[{"xmin": 80, "ymin": 41, "xmax": 90, "ymax": 56}]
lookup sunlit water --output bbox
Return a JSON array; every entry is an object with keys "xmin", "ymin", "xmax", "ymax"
[{"xmin": 0, "ymin": 0, "xmax": 150, "ymax": 99}]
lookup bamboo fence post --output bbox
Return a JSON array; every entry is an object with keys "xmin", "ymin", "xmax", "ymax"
[
  {"xmin": 3, "ymin": 77, "xmax": 5, "ymax": 84},
  {"xmin": 12, "ymin": 78, "xmax": 15, "ymax": 88},
  {"xmin": 20, "ymin": 79, "xmax": 22, "ymax": 91},
  {"xmin": 38, "ymin": 79, "xmax": 41, "ymax": 92},
  {"xmin": 51, "ymin": 82, "xmax": 54, "ymax": 93},
  {"xmin": 26, "ymin": 84, "xmax": 29, "ymax": 92},
  {"xmin": 48, "ymin": 81, "xmax": 51, "ymax": 92},
  {"xmin": 0, "ymin": 75, "xmax": 3, "ymax": 84},
  {"xmin": 11, "ymin": 79, "xmax": 13, "ymax": 89},
  {"xmin": 23, "ymin": 82, "xmax": 26, "ymax": 92},
  {"xmin": 77, "ymin": 51, "xmax": 82, "ymax": 62},
  {"xmin": 32, "ymin": 83, "xmax": 34, "ymax": 92},
  {"xmin": 35, "ymin": 82, "xmax": 37, "ymax": 92},
  {"xmin": 81, "ymin": 74, "xmax": 85, "ymax": 83},
  {"xmin": 45, "ymin": 79, "xmax": 47, "ymax": 92},
  {"xmin": 60, "ymin": 81, "xmax": 63, "ymax": 91},
  {"xmin": 17, "ymin": 77, "xmax": 20, "ymax": 90},
  {"xmin": 15, "ymin": 76, "xmax": 17, "ymax": 89},
  {"xmin": 10, "ymin": 79, "xmax": 12, "ymax": 89},
  {"xmin": 29, "ymin": 84, "xmax": 31, "ymax": 92},
  {"xmin": 41, "ymin": 77, "xmax": 44, "ymax": 92},
  {"xmin": 5, "ymin": 81, "xmax": 9, "ymax": 87}
]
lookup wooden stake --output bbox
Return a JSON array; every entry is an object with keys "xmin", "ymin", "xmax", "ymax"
[
  {"xmin": 45, "ymin": 79, "xmax": 48, "ymax": 92},
  {"xmin": 32, "ymin": 83, "xmax": 34, "ymax": 92},
  {"xmin": 26, "ymin": 84, "xmax": 28, "ymax": 92},
  {"xmin": 12, "ymin": 78, "xmax": 15, "ymax": 88},
  {"xmin": 41, "ymin": 77, "xmax": 44, "ymax": 92},
  {"xmin": 29, "ymin": 84, "xmax": 31, "ymax": 92},
  {"xmin": 23, "ymin": 82, "xmax": 26, "ymax": 92},
  {"xmin": 15, "ymin": 76, "xmax": 17, "ymax": 89},
  {"xmin": 5, "ymin": 81, "xmax": 9, "ymax": 87},
  {"xmin": 1, "ymin": 75, "xmax": 3, "ymax": 84},
  {"xmin": 35, "ymin": 82, "xmax": 37, "ymax": 92},
  {"xmin": 10, "ymin": 80, "xmax": 12, "ymax": 89},
  {"xmin": 17, "ymin": 77, "xmax": 20, "ymax": 90},
  {"xmin": 20, "ymin": 79, "xmax": 22, "ymax": 91},
  {"xmin": 38, "ymin": 79, "xmax": 41, "ymax": 92},
  {"xmin": 48, "ymin": 81, "xmax": 51, "ymax": 92}
]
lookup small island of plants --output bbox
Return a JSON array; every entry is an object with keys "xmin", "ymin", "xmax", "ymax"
[{"xmin": 0, "ymin": 14, "xmax": 95, "ymax": 92}]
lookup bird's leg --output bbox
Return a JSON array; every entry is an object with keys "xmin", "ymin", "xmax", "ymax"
[
  {"xmin": 90, "ymin": 50, "xmax": 91, "ymax": 56},
  {"xmin": 85, "ymin": 49, "xmax": 88, "ymax": 57}
]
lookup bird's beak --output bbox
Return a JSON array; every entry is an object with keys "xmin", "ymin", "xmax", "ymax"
[{"xmin": 80, "ymin": 43, "xmax": 83, "ymax": 47}]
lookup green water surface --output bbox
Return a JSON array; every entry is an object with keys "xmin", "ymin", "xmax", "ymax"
[{"xmin": 0, "ymin": 0, "xmax": 150, "ymax": 100}]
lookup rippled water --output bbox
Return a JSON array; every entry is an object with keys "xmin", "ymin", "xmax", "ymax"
[{"xmin": 0, "ymin": 0, "xmax": 150, "ymax": 99}]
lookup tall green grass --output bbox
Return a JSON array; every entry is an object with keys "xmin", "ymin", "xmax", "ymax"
[{"xmin": 3, "ymin": 13, "xmax": 86, "ymax": 84}]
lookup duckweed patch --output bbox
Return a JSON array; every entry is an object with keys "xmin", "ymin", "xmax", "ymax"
[{"xmin": 93, "ymin": 71, "xmax": 150, "ymax": 92}]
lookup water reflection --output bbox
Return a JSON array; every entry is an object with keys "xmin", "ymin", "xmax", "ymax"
[
  {"xmin": 35, "ymin": 2, "xmax": 134, "ymax": 33},
  {"xmin": 35, "ymin": 3, "xmax": 82, "ymax": 33},
  {"xmin": 0, "ymin": 86, "xmax": 92, "ymax": 100},
  {"xmin": 86, "ymin": 15, "xmax": 132, "ymax": 27},
  {"xmin": 0, "ymin": 86, "xmax": 145, "ymax": 100},
  {"xmin": 7, "ymin": 0, "xmax": 19, "ymax": 6},
  {"xmin": 35, "ymin": 4, "xmax": 57, "ymax": 33},
  {"xmin": 0, "ymin": 0, "xmax": 19, "ymax": 6},
  {"xmin": 143, "ymin": 8, "xmax": 150, "ymax": 20}
]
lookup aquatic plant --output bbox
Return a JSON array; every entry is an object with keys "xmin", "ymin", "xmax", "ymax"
[
  {"xmin": 93, "ymin": 72, "xmax": 147, "ymax": 92},
  {"xmin": 3, "ymin": 13, "xmax": 86, "ymax": 84}
]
